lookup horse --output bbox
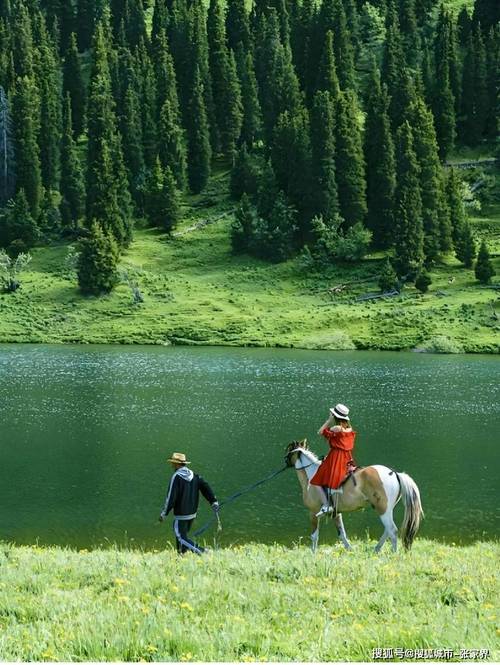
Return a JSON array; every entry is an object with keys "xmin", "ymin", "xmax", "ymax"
[{"xmin": 284, "ymin": 440, "xmax": 423, "ymax": 553}]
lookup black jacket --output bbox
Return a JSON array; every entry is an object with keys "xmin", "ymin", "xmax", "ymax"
[{"xmin": 161, "ymin": 467, "xmax": 217, "ymax": 520}]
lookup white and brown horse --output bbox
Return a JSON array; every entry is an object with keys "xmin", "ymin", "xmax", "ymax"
[{"xmin": 285, "ymin": 440, "xmax": 423, "ymax": 553}]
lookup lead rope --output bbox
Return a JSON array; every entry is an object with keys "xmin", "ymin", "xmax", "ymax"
[{"xmin": 192, "ymin": 465, "xmax": 289, "ymax": 538}]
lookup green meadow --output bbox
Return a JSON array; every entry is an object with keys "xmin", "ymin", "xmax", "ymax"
[{"xmin": 0, "ymin": 540, "xmax": 498, "ymax": 662}]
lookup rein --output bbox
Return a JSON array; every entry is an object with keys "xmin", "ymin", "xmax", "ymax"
[{"xmin": 192, "ymin": 464, "xmax": 289, "ymax": 538}]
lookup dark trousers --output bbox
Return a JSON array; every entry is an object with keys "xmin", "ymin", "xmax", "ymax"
[{"xmin": 173, "ymin": 518, "xmax": 205, "ymax": 555}]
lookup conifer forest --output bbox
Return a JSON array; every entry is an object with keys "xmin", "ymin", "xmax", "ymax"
[{"xmin": 0, "ymin": 0, "xmax": 498, "ymax": 350}]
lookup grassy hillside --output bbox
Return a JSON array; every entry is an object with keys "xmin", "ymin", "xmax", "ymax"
[
  {"xmin": 0, "ymin": 166, "xmax": 498, "ymax": 353},
  {"xmin": 0, "ymin": 539, "xmax": 498, "ymax": 662}
]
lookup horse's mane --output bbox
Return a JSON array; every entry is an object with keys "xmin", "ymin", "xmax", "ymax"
[{"xmin": 299, "ymin": 448, "xmax": 320, "ymax": 465}]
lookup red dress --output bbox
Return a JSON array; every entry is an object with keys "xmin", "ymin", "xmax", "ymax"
[{"xmin": 310, "ymin": 427, "xmax": 356, "ymax": 489}]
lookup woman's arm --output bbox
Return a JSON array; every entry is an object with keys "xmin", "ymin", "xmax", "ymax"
[{"xmin": 318, "ymin": 414, "xmax": 335, "ymax": 436}]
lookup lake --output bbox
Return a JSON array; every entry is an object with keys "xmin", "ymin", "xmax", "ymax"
[{"xmin": 0, "ymin": 344, "xmax": 498, "ymax": 549}]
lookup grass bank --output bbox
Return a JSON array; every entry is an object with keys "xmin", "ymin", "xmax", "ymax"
[
  {"xmin": 0, "ymin": 169, "xmax": 499, "ymax": 353},
  {"xmin": 0, "ymin": 540, "xmax": 498, "ymax": 662}
]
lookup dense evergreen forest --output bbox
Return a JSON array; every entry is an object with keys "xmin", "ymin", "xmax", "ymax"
[{"xmin": 0, "ymin": 0, "xmax": 498, "ymax": 294}]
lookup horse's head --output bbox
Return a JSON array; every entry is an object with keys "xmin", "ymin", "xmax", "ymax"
[{"xmin": 284, "ymin": 439, "xmax": 309, "ymax": 467}]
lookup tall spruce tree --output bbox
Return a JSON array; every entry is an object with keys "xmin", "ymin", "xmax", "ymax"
[
  {"xmin": 316, "ymin": 30, "xmax": 340, "ymax": 101},
  {"xmin": 185, "ymin": 65, "xmax": 211, "ymax": 193},
  {"xmin": 410, "ymin": 96, "xmax": 448, "ymax": 265},
  {"xmin": 144, "ymin": 159, "xmax": 180, "ymax": 234},
  {"xmin": 460, "ymin": 26, "xmax": 488, "ymax": 145},
  {"xmin": 381, "ymin": 10, "xmax": 406, "ymax": 129},
  {"xmin": 432, "ymin": 10, "xmax": 456, "ymax": 159},
  {"xmin": 60, "ymin": 94, "xmax": 85, "ymax": 228},
  {"xmin": 63, "ymin": 33, "xmax": 86, "ymax": 137},
  {"xmin": 86, "ymin": 24, "xmax": 132, "ymax": 244},
  {"xmin": 36, "ymin": 26, "xmax": 62, "ymax": 191},
  {"xmin": 207, "ymin": 0, "xmax": 242, "ymax": 157},
  {"xmin": 1, "ymin": 188, "xmax": 39, "ymax": 248},
  {"xmin": 334, "ymin": 90, "xmax": 367, "ymax": 229},
  {"xmin": 76, "ymin": 0, "xmax": 97, "ymax": 51},
  {"xmin": 158, "ymin": 98, "xmax": 187, "ymax": 190},
  {"xmin": 235, "ymin": 45, "xmax": 262, "ymax": 147},
  {"xmin": 393, "ymin": 122, "xmax": 424, "ymax": 276},
  {"xmin": 364, "ymin": 66, "xmax": 395, "ymax": 249},
  {"xmin": 120, "ymin": 85, "xmax": 145, "ymax": 205},
  {"xmin": 475, "ymin": 240, "xmax": 495, "ymax": 284},
  {"xmin": 226, "ymin": 0, "xmax": 251, "ymax": 51},
  {"xmin": 77, "ymin": 221, "xmax": 120, "ymax": 295},
  {"xmin": 12, "ymin": 76, "xmax": 42, "ymax": 219},
  {"xmin": 310, "ymin": 90, "xmax": 338, "ymax": 225},
  {"xmin": 0, "ymin": 86, "xmax": 15, "ymax": 206},
  {"xmin": 271, "ymin": 107, "xmax": 313, "ymax": 239}
]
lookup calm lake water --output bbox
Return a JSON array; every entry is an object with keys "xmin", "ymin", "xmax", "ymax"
[{"xmin": 0, "ymin": 345, "xmax": 498, "ymax": 549}]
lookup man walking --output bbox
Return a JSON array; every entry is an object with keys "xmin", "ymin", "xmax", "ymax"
[{"xmin": 159, "ymin": 452, "xmax": 219, "ymax": 554}]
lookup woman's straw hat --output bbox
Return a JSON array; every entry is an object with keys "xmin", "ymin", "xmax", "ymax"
[
  {"xmin": 330, "ymin": 403, "xmax": 350, "ymax": 420},
  {"xmin": 167, "ymin": 452, "xmax": 191, "ymax": 465}
]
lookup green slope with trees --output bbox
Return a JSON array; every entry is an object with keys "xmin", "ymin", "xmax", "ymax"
[{"xmin": 0, "ymin": 0, "xmax": 498, "ymax": 351}]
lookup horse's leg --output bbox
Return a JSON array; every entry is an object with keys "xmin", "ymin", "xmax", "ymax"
[
  {"xmin": 375, "ymin": 509, "xmax": 398, "ymax": 553},
  {"xmin": 334, "ymin": 513, "xmax": 352, "ymax": 551},
  {"xmin": 310, "ymin": 513, "xmax": 319, "ymax": 552}
]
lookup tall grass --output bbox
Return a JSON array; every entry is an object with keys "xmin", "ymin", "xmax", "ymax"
[{"xmin": 0, "ymin": 540, "xmax": 498, "ymax": 661}]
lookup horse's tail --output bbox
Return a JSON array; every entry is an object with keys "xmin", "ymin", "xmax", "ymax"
[{"xmin": 397, "ymin": 472, "xmax": 424, "ymax": 550}]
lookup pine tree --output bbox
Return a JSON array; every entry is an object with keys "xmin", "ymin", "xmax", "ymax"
[
  {"xmin": 60, "ymin": 94, "xmax": 85, "ymax": 228},
  {"xmin": 86, "ymin": 24, "xmax": 132, "ymax": 244},
  {"xmin": 455, "ymin": 220, "xmax": 476, "ymax": 268},
  {"xmin": 226, "ymin": 0, "xmax": 251, "ymax": 51},
  {"xmin": 381, "ymin": 11, "xmax": 406, "ymax": 129},
  {"xmin": 393, "ymin": 122, "xmax": 424, "ymax": 277},
  {"xmin": 309, "ymin": 90, "xmax": 338, "ymax": 225},
  {"xmin": 460, "ymin": 26, "xmax": 488, "ymax": 145},
  {"xmin": 474, "ymin": 240, "xmax": 495, "ymax": 284},
  {"xmin": 235, "ymin": 46, "xmax": 262, "ymax": 148},
  {"xmin": 185, "ymin": 66, "xmax": 211, "ymax": 193},
  {"xmin": 120, "ymin": 85, "xmax": 145, "ymax": 205},
  {"xmin": 378, "ymin": 257, "xmax": 399, "ymax": 292},
  {"xmin": 410, "ymin": 96, "xmax": 446, "ymax": 265},
  {"xmin": 446, "ymin": 168, "xmax": 467, "ymax": 249},
  {"xmin": 0, "ymin": 86, "xmax": 15, "ymax": 206},
  {"xmin": 271, "ymin": 108, "xmax": 312, "ymax": 238},
  {"xmin": 253, "ymin": 190, "xmax": 296, "ymax": 262},
  {"xmin": 36, "ymin": 27, "xmax": 62, "ymax": 191},
  {"xmin": 12, "ymin": 76, "xmax": 42, "ymax": 219},
  {"xmin": 398, "ymin": 0, "xmax": 420, "ymax": 66},
  {"xmin": 230, "ymin": 143, "xmax": 258, "ymax": 200},
  {"xmin": 334, "ymin": 91, "xmax": 367, "ymax": 229},
  {"xmin": 12, "ymin": 4, "xmax": 35, "ymax": 79},
  {"xmin": 432, "ymin": 10, "xmax": 456, "ymax": 159},
  {"xmin": 63, "ymin": 33, "xmax": 86, "ymax": 137},
  {"xmin": 77, "ymin": 221, "xmax": 120, "ymax": 295},
  {"xmin": 472, "ymin": 0, "xmax": 500, "ymax": 34},
  {"xmin": 231, "ymin": 192, "xmax": 255, "ymax": 254},
  {"xmin": 144, "ymin": 159, "xmax": 180, "ymax": 234},
  {"xmin": 364, "ymin": 66, "xmax": 395, "ymax": 248},
  {"xmin": 158, "ymin": 99, "xmax": 187, "ymax": 190},
  {"xmin": 124, "ymin": 0, "xmax": 147, "ymax": 48},
  {"xmin": 207, "ymin": 0, "xmax": 242, "ymax": 157},
  {"xmin": 76, "ymin": 0, "xmax": 97, "ymax": 51},
  {"xmin": 154, "ymin": 30, "xmax": 180, "ymax": 121},
  {"xmin": 315, "ymin": 30, "xmax": 340, "ymax": 101},
  {"xmin": 0, "ymin": 188, "xmax": 39, "ymax": 248},
  {"xmin": 485, "ymin": 25, "xmax": 500, "ymax": 140},
  {"xmin": 331, "ymin": 0, "xmax": 356, "ymax": 91}
]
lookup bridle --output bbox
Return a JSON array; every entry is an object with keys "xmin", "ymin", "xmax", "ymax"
[{"xmin": 285, "ymin": 446, "xmax": 316, "ymax": 471}]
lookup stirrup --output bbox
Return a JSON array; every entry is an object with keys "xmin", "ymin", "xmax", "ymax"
[{"xmin": 316, "ymin": 505, "xmax": 333, "ymax": 518}]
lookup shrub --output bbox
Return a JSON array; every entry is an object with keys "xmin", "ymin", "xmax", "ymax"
[
  {"xmin": 378, "ymin": 257, "xmax": 399, "ymax": 293},
  {"xmin": 415, "ymin": 270, "xmax": 432, "ymax": 293},
  {"xmin": 417, "ymin": 336, "xmax": 464, "ymax": 354}
]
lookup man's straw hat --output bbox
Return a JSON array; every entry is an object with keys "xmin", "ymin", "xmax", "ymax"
[{"xmin": 167, "ymin": 452, "xmax": 191, "ymax": 465}]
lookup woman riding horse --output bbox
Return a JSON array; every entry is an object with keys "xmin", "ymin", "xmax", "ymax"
[{"xmin": 311, "ymin": 403, "xmax": 356, "ymax": 517}]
